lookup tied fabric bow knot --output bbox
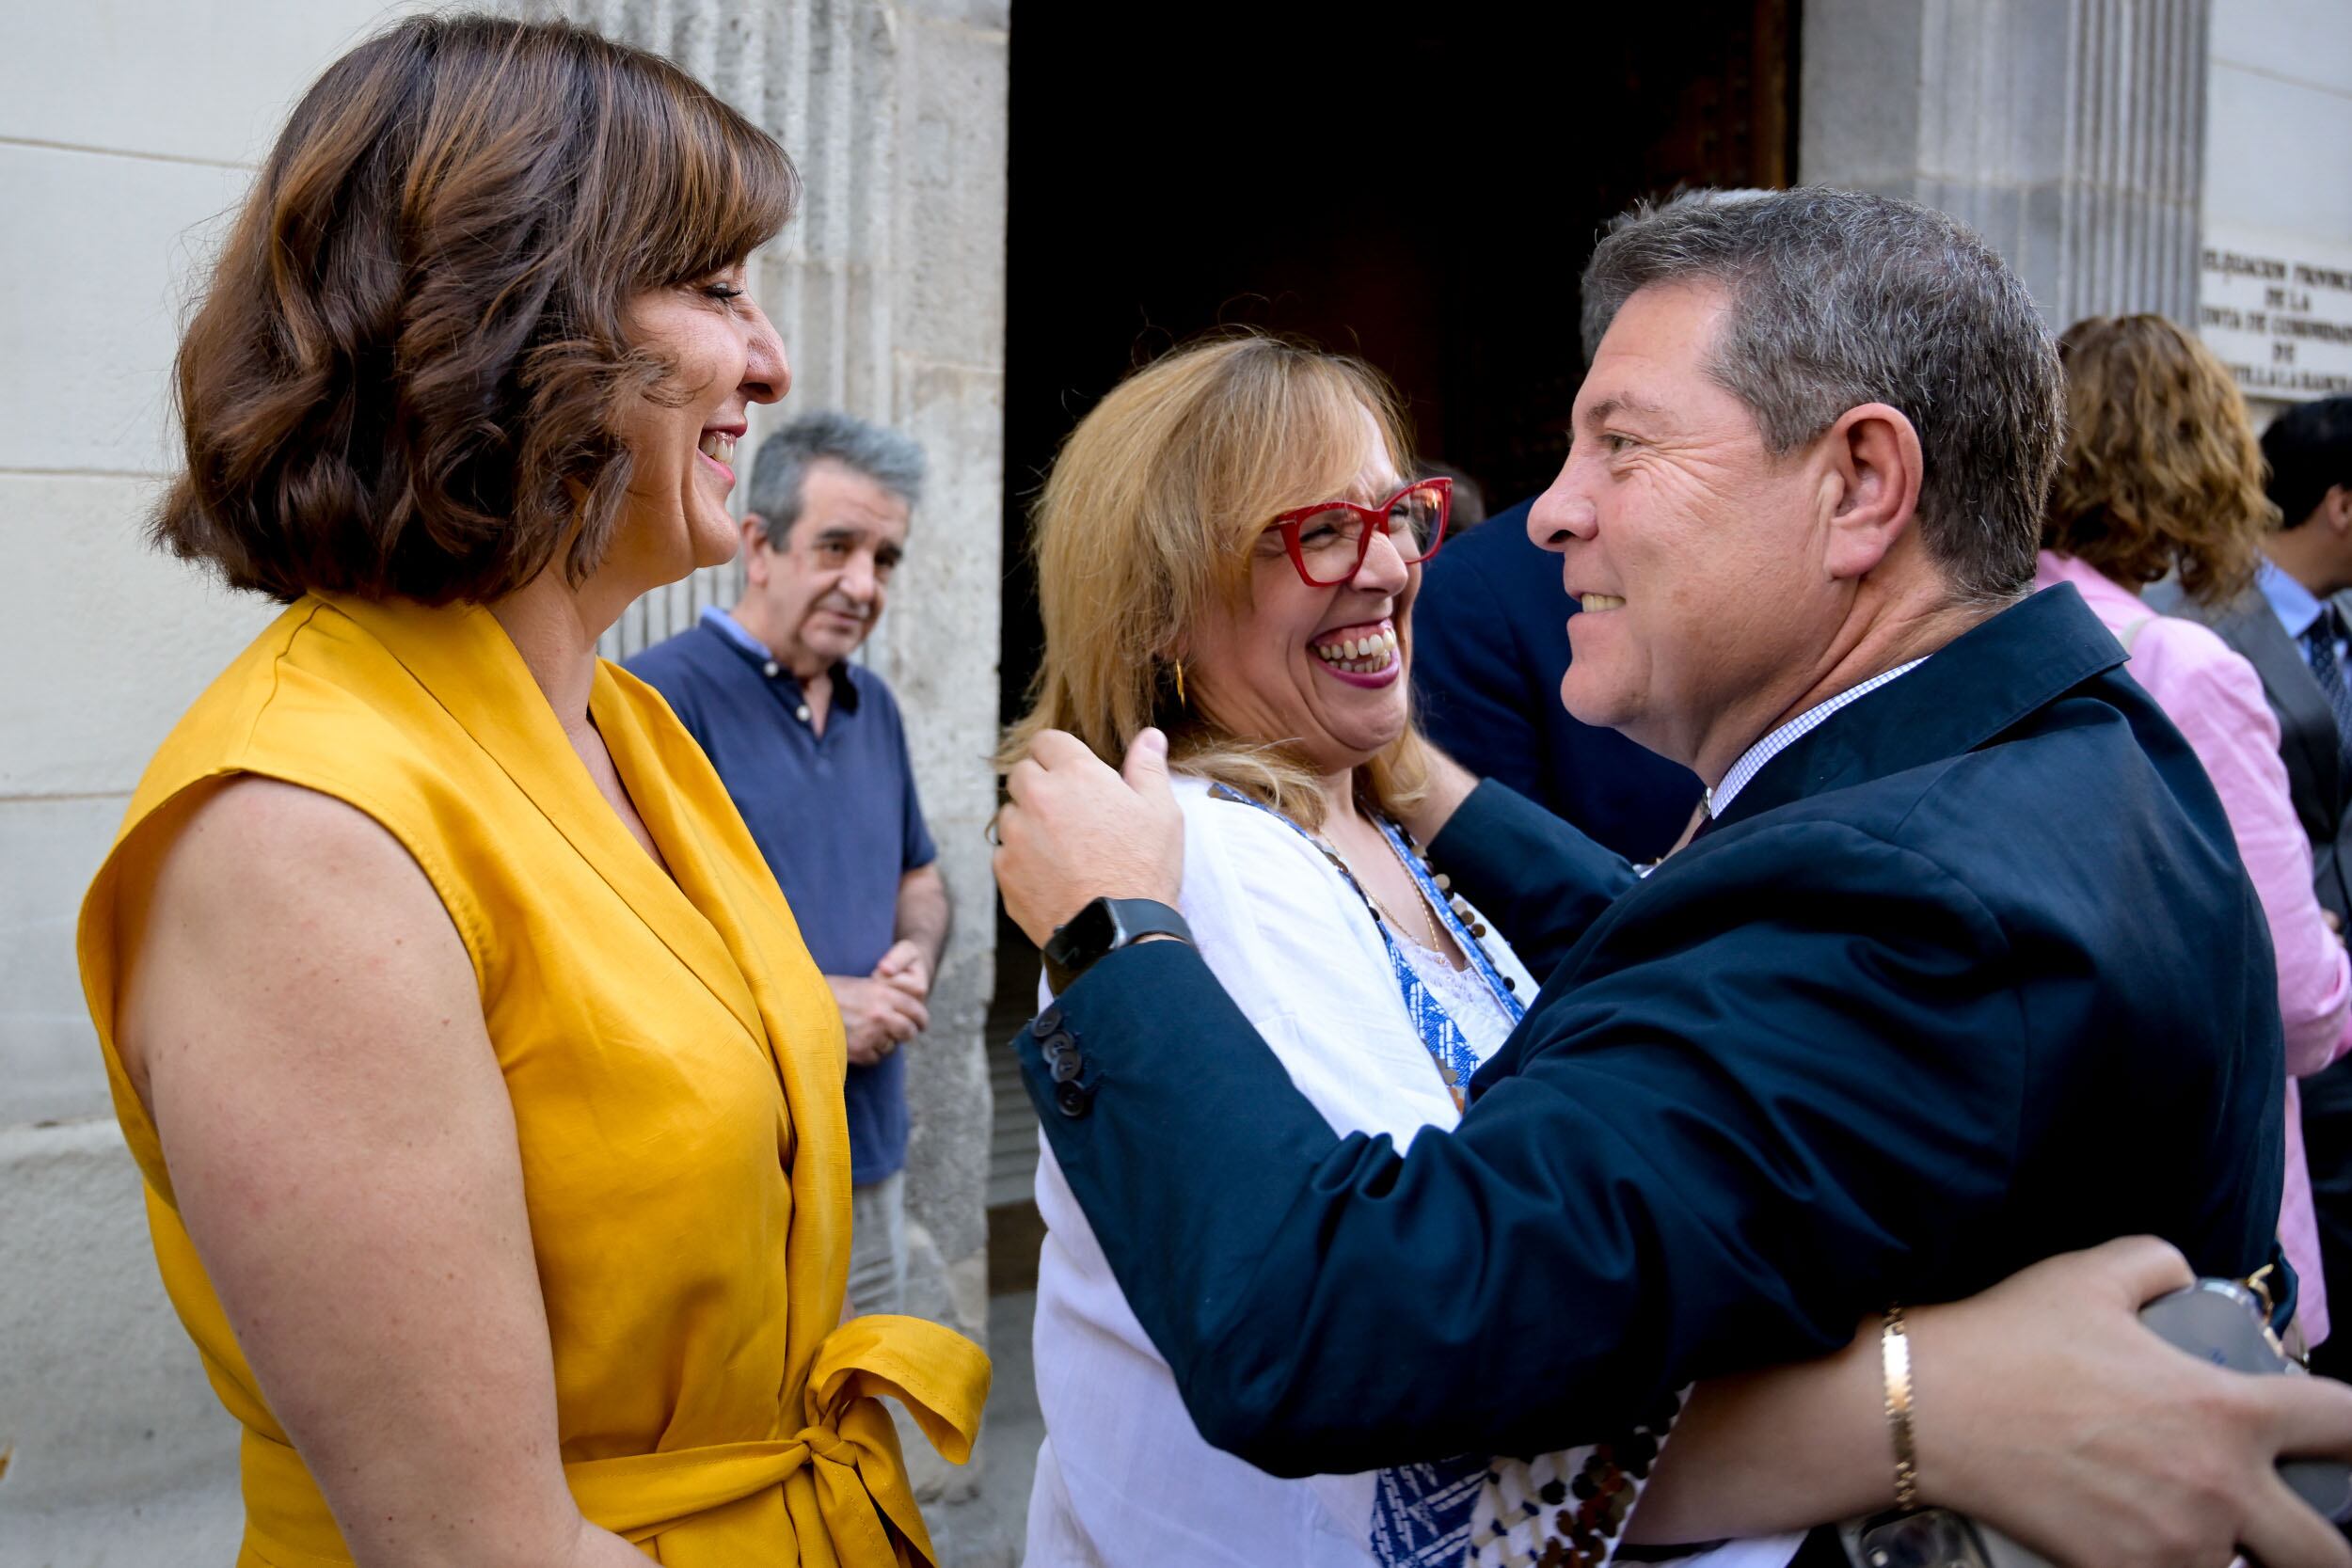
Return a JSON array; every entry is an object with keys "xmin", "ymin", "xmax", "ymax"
[
  {"xmin": 794, "ymin": 1315, "xmax": 992, "ymax": 1565},
  {"xmin": 563, "ymin": 1313, "xmax": 991, "ymax": 1568}
]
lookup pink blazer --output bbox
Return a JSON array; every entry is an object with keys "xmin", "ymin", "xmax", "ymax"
[{"xmin": 2039, "ymin": 552, "xmax": 2352, "ymax": 1341}]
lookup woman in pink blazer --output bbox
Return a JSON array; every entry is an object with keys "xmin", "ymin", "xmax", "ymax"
[{"xmin": 2038, "ymin": 313, "xmax": 2351, "ymax": 1347}]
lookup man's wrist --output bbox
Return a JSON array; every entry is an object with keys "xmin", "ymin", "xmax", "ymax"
[
  {"xmin": 1880, "ymin": 1304, "xmax": 1919, "ymax": 1510},
  {"xmin": 1042, "ymin": 896, "xmax": 1193, "ymax": 994}
]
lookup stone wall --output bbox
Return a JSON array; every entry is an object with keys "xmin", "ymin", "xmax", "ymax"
[
  {"xmin": 1802, "ymin": 0, "xmax": 2352, "ymax": 424},
  {"xmin": 2, "ymin": 8, "xmax": 436, "ymax": 1557},
  {"xmin": 2198, "ymin": 0, "xmax": 2352, "ymax": 420},
  {"xmin": 0, "ymin": 0, "xmax": 1007, "ymax": 1560},
  {"xmin": 2203, "ymin": 0, "xmax": 2352, "ymax": 259},
  {"xmin": 1801, "ymin": 0, "xmax": 2211, "ymax": 326}
]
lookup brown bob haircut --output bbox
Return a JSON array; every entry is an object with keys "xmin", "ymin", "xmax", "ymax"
[
  {"xmin": 2042, "ymin": 314, "xmax": 2276, "ymax": 609},
  {"xmin": 155, "ymin": 14, "xmax": 798, "ymax": 605}
]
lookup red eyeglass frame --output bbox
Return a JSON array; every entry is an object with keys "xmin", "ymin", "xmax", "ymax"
[{"xmin": 1263, "ymin": 477, "xmax": 1454, "ymax": 588}]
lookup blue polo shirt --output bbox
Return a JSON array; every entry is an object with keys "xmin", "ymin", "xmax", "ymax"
[{"xmin": 626, "ymin": 608, "xmax": 938, "ymax": 1183}]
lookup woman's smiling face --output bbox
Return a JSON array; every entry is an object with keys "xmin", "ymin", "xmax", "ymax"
[
  {"xmin": 604, "ymin": 264, "xmax": 791, "ymax": 590},
  {"xmin": 1182, "ymin": 408, "xmax": 1422, "ymax": 775}
]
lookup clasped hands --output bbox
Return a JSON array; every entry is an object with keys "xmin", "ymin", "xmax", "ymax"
[{"xmin": 830, "ymin": 942, "xmax": 932, "ymax": 1067}]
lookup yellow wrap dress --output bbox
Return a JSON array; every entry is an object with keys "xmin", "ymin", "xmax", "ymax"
[{"xmin": 76, "ymin": 593, "xmax": 989, "ymax": 1567}]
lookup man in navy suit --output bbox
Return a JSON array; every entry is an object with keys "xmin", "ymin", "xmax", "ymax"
[
  {"xmin": 994, "ymin": 191, "xmax": 2298, "ymax": 1556},
  {"xmin": 1412, "ymin": 497, "xmax": 1703, "ymax": 861}
]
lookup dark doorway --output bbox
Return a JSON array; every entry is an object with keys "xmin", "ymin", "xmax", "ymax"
[
  {"xmin": 984, "ymin": 3, "xmax": 1799, "ymax": 1252},
  {"xmin": 998, "ymin": 0, "xmax": 1796, "ymax": 730}
]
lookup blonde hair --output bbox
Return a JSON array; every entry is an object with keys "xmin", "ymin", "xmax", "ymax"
[
  {"xmin": 998, "ymin": 333, "xmax": 1436, "ymax": 829},
  {"xmin": 2043, "ymin": 314, "xmax": 2277, "ymax": 607}
]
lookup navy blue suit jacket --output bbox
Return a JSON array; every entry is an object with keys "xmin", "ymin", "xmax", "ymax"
[
  {"xmin": 1017, "ymin": 584, "xmax": 2283, "ymax": 1474},
  {"xmin": 1412, "ymin": 500, "xmax": 1704, "ymax": 862}
]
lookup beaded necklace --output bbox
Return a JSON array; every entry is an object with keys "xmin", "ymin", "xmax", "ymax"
[
  {"xmin": 1322, "ymin": 823, "xmax": 1450, "ymax": 957},
  {"xmin": 1210, "ymin": 784, "xmax": 1525, "ymax": 1106}
]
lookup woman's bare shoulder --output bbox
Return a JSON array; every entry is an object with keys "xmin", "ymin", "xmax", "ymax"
[
  {"xmin": 142, "ymin": 776, "xmax": 454, "ymax": 946},
  {"xmin": 117, "ymin": 774, "xmax": 475, "ymax": 1095}
]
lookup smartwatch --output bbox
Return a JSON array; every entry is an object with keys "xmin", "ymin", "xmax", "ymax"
[{"xmin": 1041, "ymin": 896, "xmax": 1194, "ymax": 995}]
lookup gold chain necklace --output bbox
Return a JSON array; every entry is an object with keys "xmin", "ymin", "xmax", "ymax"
[{"xmin": 1317, "ymin": 820, "xmax": 1449, "ymax": 956}]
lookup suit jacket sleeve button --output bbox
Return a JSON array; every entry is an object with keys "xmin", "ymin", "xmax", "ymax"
[
  {"xmin": 1055, "ymin": 1080, "xmax": 1091, "ymax": 1118},
  {"xmin": 1036, "ymin": 1005, "xmax": 1063, "ymax": 1036},
  {"xmin": 1050, "ymin": 1051, "xmax": 1085, "ymax": 1083}
]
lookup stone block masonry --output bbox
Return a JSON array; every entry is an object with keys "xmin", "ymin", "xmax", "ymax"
[{"xmin": 1, "ymin": 0, "xmax": 1009, "ymax": 1559}]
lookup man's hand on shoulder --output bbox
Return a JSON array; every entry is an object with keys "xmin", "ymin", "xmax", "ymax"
[
  {"xmin": 827, "ymin": 974, "xmax": 927, "ymax": 1067},
  {"xmin": 993, "ymin": 728, "xmax": 1183, "ymax": 947}
]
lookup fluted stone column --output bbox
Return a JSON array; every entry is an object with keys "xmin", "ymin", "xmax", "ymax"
[
  {"xmin": 1802, "ymin": 0, "xmax": 2209, "ymax": 326},
  {"xmin": 530, "ymin": 0, "xmax": 1010, "ymax": 1525}
]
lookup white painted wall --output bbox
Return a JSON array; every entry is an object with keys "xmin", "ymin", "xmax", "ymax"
[
  {"xmin": 2206, "ymin": 0, "xmax": 2352, "ymax": 240},
  {"xmin": 0, "ymin": 5, "xmax": 433, "ymax": 1557},
  {"xmin": 2201, "ymin": 0, "xmax": 2352, "ymax": 418},
  {"xmin": 1, "ymin": 0, "xmax": 437, "ymax": 1124}
]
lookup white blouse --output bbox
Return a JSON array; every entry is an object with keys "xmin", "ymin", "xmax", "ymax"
[
  {"xmin": 1022, "ymin": 776, "xmax": 1798, "ymax": 1568},
  {"xmin": 1393, "ymin": 927, "xmax": 1520, "ymax": 1060}
]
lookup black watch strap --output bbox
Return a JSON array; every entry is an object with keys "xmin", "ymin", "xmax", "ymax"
[{"xmin": 1042, "ymin": 896, "xmax": 1193, "ymax": 995}]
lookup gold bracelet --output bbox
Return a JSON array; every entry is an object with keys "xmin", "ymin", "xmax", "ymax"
[{"xmin": 1882, "ymin": 1303, "xmax": 1919, "ymax": 1510}]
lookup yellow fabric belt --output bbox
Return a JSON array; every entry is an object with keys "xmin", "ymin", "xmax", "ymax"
[{"xmin": 235, "ymin": 1316, "xmax": 991, "ymax": 1568}]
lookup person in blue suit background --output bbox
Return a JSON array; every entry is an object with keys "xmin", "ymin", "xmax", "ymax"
[
  {"xmin": 1412, "ymin": 497, "xmax": 1702, "ymax": 862},
  {"xmin": 992, "ymin": 189, "xmax": 2340, "ymax": 1564}
]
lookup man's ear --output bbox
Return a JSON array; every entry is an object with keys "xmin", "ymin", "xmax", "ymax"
[
  {"xmin": 1818, "ymin": 402, "xmax": 1925, "ymax": 580},
  {"xmin": 2324, "ymin": 484, "xmax": 2352, "ymax": 539},
  {"xmin": 740, "ymin": 515, "xmax": 772, "ymax": 583}
]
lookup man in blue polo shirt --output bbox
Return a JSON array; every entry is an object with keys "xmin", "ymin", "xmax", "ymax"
[{"xmin": 628, "ymin": 410, "xmax": 949, "ymax": 1315}]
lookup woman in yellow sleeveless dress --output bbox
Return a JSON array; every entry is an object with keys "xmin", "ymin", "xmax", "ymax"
[{"xmin": 73, "ymin": 17, "xmax": 983, "ymax": 1566}]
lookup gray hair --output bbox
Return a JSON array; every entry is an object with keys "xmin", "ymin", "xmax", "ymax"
[
  {"xmin": 1581, "ymin": 187, "xmax": 2063, "ymax": 605},
  {"xmin": 745, "ymin": 410, "xmax": 927, "ymax": 546}
]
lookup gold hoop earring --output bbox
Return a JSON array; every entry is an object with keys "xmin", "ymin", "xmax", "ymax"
[{"xmin": 1175, "ymin": 659, "xmax": 1186, "ymax": 705}]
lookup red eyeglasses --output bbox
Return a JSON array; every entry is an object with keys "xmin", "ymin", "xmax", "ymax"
[{"xmin": 1263, "ymin": 478, "xmax": 1453, "ymax": 588}]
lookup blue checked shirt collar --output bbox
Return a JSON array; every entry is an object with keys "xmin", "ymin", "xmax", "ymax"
[{"xmin": 1707, "ymin": 658, "xmax": 1929, "ymax": 819}]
